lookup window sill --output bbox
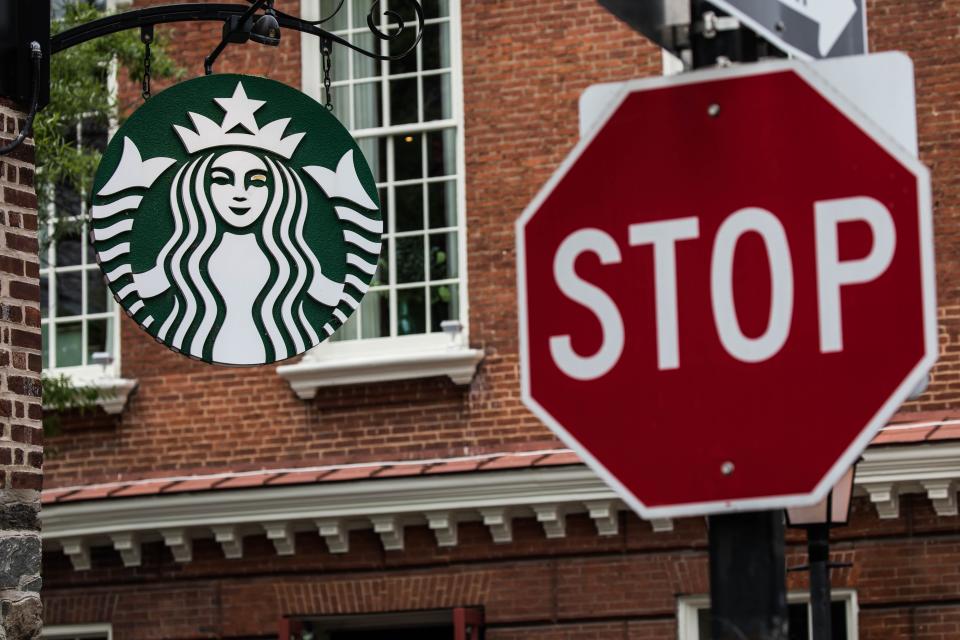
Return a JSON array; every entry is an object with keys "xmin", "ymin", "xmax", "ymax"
[
  {"xmin": 44, "ymin": 367, "xmax": 138, "ymax": 416},
  {"xmin": 276, "ymin": 336, "xmax": 484, "ymax": 399}
]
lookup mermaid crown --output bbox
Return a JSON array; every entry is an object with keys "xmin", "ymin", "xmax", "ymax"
[{"xmin": 173, "ymin": 81, "xmax": 305, "ymax": 159}]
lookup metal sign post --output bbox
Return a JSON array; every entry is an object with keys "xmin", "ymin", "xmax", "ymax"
[{"xmin": 687, "ymin": 3, "xmax": 788, "ymax": 638}]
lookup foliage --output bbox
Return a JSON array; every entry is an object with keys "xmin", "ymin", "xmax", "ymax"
[
  {"xmin": 36, "ymin": 3, "xmax": 183, "ymax": 241},
  {"xmin": 38, "ymin": 5, "xmax": 182, "ymax": 428},
  {"xmin": 41, "ymin": 373, "xmax": 101, "ymax": 435}
]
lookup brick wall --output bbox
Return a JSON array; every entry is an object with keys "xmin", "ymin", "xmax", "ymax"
[
  {"xmin": 39, "ymin": 0, "xmax": 960, "ymax": 638},
  {"xmin": 0, "ymin": 99, "xmax": 43, "ymax": 639},
  {"xmin": 37, "ymin": 496, "xmax": 960, "ymax": 639},
  {"xmin": 42, "ymin": 0, "xmax": 661, "ymax": 488},
  {"xmin": 42, "ymin": 0, "xmax": 960, "ymax": 490}
]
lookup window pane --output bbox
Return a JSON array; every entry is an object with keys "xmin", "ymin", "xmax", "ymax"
[
  {"xmin": 394, "ymin": 184, "xmax": 424, "ymax": 232},
  {"xmin": 831, "ymin": 601, "xmax": 848, "ymax": 640},
  {"xmin": 360, "ymin": 289, "xmax": 389, "ymax": 338},
  {"xmin": 331, "ymin": 86, "xmax": 350, "ymax": 121},
  {"xmin": 39, "ymin": 226, "xmax": 50, "ymax": 267},
  {"xmin": 40, "ymin": 275, "xmax": 49, "ymax": 319},
  {"xmin": 56, "ymin": 272, "xmax": 83, "ymax": 317},
  {"xmin": 358, "ymin": 137, "xmax": 387, "ymax": 183},
  {"xmin": 429, "ymin": 231, "xmax": 457, "ymax": 280},
  {"xmin": 331, "ymin": 39, "xmax": 350, "ymax": 81},
  {"xmin": 41, "ymin": 325, "xmax": 49, "ymax": 370},
  {"xmin": 396, "ymin": 236, "xmax": 424, "ymax": 283},
  {"xmin": 56, "ymin": 322, "xmax": 83, "ymax": 367},
  {"xmin": 87, "ymin": 318, "xmax": 111, "ymax": 358},
  {"xmin": 331, "ymin": 309, "xmax": 359, "ymax": 341},
  {"xmin": 354, "ymin": 82, "xmax": 382, "ymax": 129},
  {"xmin": 56, "ymin": 232, "xmax": 82, "ymax": 267},
  {"xmin": 422, "ymin": 23, "xmax": 450, "ymax": 70},
  {"xmin": 397, "ymin": 287, "xmax": 425, "ymax": 335},
  {"xmin": 351, "ymin": 0, "xmax": 370, "ymax": 30},
  {"xmin": 388, "ymin": 26, "xmax": 418, "ymax": 75},
  {"xmin": 394, "ymin": 133, "xmax": 422, "ymax": 181},
  {"xmin": 86, "ymin": 270, "xmax": 109, "ymax": 314},
  {"xmin": 427, "ymin": 129, "xmax": 456, "ymax": 177},
  {"xmin": 320, "ymin": 0, "xmax": 348, "ymax": 31},
  {"xmin": 423, "ymin": 73, "xmax": 452, "ymax": 121},
  {"xmin": 80, "ymin": 116, "xmax": 108, "ymax": 152},
  {"xmin": 352, "ymin": 32, "xmax": 379, "ymax": 79},
  {"xmin": 697, "ymin": 609, "xmax": 711, "ymax": 640},
  {"xmin": 422, "ymin": 0, "xmax": 449, "ymax": 18},
  {"xmin": 54, "ymin": 181, "xmax": 82, "ymax": 219},
  {"xmin": 372, "ymin": 238, "xmax": 389, "ymax": 286},
  {"xmin": 386, "ymin": 0, "xmax": 418, "ymax": 24},
  {"xmin": 85, "ymin": 230, "xmax": 97, "ymax": 265},
  {"xmin": 428, "ymin": 180, "xmax": 456, "ymax": 228},
  {"xmin": 430, "ymin": 283, "xmax": 458, "ymax": 332},
  {"xmin": 389, "ymin": 78, "xmax": 419, "ymax": 125},
  {"xmin": 379, "ymin": 187, "xmax": 390, "ymax": 231},
  {"xmin": 788, "ymin": 604, "xmax": 809, "ymax": 640}
]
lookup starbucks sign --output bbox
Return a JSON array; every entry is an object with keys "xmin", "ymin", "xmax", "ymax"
[{"xmin": 91, "ymin": 74, "xmax": 382, "ymax": 366}]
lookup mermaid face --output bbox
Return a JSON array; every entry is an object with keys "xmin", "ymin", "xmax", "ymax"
[{"xmin": 209, "ymin": 150, "xmax": 270, "ymax": 228}]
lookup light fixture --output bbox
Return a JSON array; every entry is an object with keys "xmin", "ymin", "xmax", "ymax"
[
  {"xmin": 250, "ymin": 7, "xmax": 281, "ymax": 47},
  {"xmin": 786, "ymin": 463, "xmax": 856, "ymax": 527}
]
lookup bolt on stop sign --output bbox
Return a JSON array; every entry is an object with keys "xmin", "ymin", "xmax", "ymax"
[{"xmin": 516, "ymin": 60, "xmax": 936, "ymax": 518}]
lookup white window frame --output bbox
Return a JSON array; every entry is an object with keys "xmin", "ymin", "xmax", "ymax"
[
  {"xmin": 677, "ymin": 590, "xmax": 859, "ymax": 640},
  {"xmin": 43, "ymin": 0, "xmax": 122, "ymax": 380},
  {"xmin": 42, "ymin": 0, "xmax": 137, "ymax": 414},
  {"xmin": 41, "ymin": 623, "xmax": 112, "ymax": 640},
  {"xmin": 283, "ymin": 0, "xmax": 482, "ymax": 392}
]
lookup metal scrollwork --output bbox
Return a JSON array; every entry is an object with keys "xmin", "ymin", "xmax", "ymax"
[
  {"xmin": 273, "ymin": 0, "xmax": 424, "ymax": 61},
  {"xmin": 51, "ymin": 2, "xmax": 425, "ymax": 65}
]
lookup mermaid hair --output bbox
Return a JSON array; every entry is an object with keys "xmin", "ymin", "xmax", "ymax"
[{"xmin": 152, "ymin": 151, "xmax": 323, "ymax": 361}]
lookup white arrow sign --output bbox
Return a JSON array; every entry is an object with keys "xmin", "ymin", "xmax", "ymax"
[
  {"xmin": 777, "ymin": 0, "xmax": 857, "ymax": 56},
  {"xmin": 704, "ymin": 0, "xmax": 866, "ymax": 60}
]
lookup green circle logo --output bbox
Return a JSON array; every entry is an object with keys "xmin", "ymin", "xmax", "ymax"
[{"xmin": 91, "ymin": 74, "xmax": 381, "ymax": 366}]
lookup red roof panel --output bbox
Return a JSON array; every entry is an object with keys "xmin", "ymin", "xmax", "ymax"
[{"xmin": 44, "ymin": 414, "xmax": 960, "ymax": 506}]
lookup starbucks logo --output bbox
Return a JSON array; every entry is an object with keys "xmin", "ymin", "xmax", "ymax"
[{"xmin": 91, "ymin": 74, "xmax": 381, "ymax": 366}]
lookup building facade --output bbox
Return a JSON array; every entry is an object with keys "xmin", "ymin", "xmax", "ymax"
[{"xmin": 38, "ymin": 0, "xmax": 960, "ymax": 638}]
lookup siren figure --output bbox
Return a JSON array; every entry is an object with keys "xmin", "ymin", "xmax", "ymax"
[{"xmin": 90, "ymin": 80, "xmax": 382, "ymax": 365}]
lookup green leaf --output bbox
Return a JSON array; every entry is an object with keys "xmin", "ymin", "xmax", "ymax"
[
  {"xmin": 38, "ymin": 4, "xmax": 184, "ymax": 245},
  {"xmin": 41, "ymin": 373, "xmax": 103, "ymax": 436}
]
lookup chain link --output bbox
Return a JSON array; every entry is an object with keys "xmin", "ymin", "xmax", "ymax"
[
  {"xmin": 321, "ymin": 38, "xmax": 333, "ymax": 111},
  {"xmin": 141, "ymin": 39, "xmax": 152, "ymax": 100}
]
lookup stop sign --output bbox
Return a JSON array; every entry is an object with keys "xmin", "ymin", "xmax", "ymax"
[{"xmin": 516, "ymin": 61, "xmax": 936, "ymax": 518}]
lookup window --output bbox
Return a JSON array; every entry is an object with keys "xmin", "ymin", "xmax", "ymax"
[
  {"xmin": 283, "ymin": 608, "xmax": 482, "ymax": 640},
  {"xmin": 677, "ymin": 591, "xmax": 858, "ymax": 640},
  {"xmin": 42, "ymin": 0, "xmax": 122, "ymax": 376},
  {"xmin": 40, "ymin": 118, "xmax": 118, "ymax": 373},
  {"xmin": 302, "ymin": 0, "xmax": 466, "ymax": 345},
  {"xmin": 42, "ymin": 623, "xmax": 112, "ymax": 640}
]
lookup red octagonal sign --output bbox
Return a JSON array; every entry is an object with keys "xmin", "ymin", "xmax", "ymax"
[{"xmin": 517, "ymin": 61, "xmax": 936, "ymax": 518}]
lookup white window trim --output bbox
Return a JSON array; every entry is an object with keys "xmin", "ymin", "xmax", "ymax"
[
  {"xmin": 286, "ymin": 0, "xmax": 481, "ymax": 392},
  {"xmin": 42, "ymin": 0, "xmax": 137, "ymax": 415},
  {"xmin": 677, "ymin": 590, "xmax": 859, "ymax": 640},
  {"xmin": 42, "ymin": 623, "xmax": 112, "ymax": 640}
]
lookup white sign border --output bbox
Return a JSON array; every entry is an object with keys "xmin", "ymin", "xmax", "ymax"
[{"xmin": 515, "ymin": 58, "xmax": 936, "ymax": 519}]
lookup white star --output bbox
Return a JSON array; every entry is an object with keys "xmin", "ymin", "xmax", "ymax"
[{"xmin": 215, "ymin": 82, "xmax": 265, "ymax": 134}]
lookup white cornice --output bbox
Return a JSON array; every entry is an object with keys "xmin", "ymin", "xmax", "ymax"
[
  {"xmin": 42, "ymin": 466, "xmax": 612, "ymax": 541},
  {"xmin": 857, "ymin": 442, "xmax": 960, "ymax": 518},
  {"xmin": 90, "ymin": 377, "xmax": 139, "ymax": 415},
  {"xmin": 40, "ymin": 440, "xmax": 960, "ymax": 569},
  {"xmin": 43, "ymin": 374, "xmax": 138, "ymax": 416},
  {"xmin": 858, "ymin": 442, "xmax": 960, "ymax": 484},
  {"xmin": 277, "ymin": 346, "xmax": 484, "ymax": 398}
]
